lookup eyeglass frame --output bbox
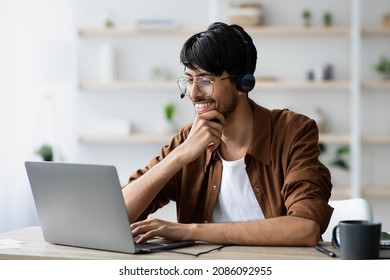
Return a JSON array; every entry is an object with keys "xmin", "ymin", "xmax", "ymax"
[{"xmin": 177, "ymin": 75, "xmax": 235, "ymax": 98}]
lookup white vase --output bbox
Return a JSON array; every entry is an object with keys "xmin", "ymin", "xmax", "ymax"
[
  {"xmin": 160, "ymin": 119, "xmax": 177, "ymax": 134},
  {"xmin": 99, "ymin": 44, "xmax": 116, "ymax": 81}
]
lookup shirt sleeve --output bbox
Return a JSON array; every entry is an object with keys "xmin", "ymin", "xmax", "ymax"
[
  {"xmin": 280, "ymin": 115, "xmax": 334, "ymax": 234},
  {"xmin": 125, "ymin": 125, "xmax": 191, "ymax": 222}
]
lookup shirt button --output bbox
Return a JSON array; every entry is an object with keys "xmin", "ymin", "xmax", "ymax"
[
  {"xmin": 212, "ymin": 185, "xmax": 216, "ymax": 190},
  {"xmin": 255, "ymin": 188, "xmax": 261, "ymax": 193},
  {"xmin": 204, "ymin": 220, "xmax": 208, "ymax": 223}
]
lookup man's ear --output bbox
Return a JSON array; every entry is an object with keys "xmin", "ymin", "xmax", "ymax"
[{"xmin": 237, "ymin": 90, "xmax": 247, "ymax": 96}]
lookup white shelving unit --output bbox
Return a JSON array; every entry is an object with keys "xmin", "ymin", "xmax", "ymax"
[
  {"xmin": 79, "ymin": 133, "xmax": 175, "ymax": 144},
  {"xmin": 80, "ymin": 79, "xmax": 351, "ymax": 91},
  {"xmin": 79, "ymin": 26, "xmax": 351, "ymax": 37},
  {"xmin": 76, "ymin": 0, "xmax": 390, "ymax": 198},
  {"xmin": 78, "ymin": 133, "xmax": 390, "ymax": 146}
]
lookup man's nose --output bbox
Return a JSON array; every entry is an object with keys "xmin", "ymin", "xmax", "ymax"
[{"xmin": 189, "ymin": 81, "xmax": 202, "ymax": 99}]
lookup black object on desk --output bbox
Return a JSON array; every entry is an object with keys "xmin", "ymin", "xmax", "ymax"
[{"xmin": 315, "ymin": 244, "xmax": 337, "ymax": 258}]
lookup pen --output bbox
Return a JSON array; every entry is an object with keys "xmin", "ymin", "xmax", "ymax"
[{"xmin": 315, "ymin": 245, "xmax": 337, "ymax": 258}]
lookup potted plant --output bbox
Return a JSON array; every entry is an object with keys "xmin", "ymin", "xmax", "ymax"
[
  {"xmin": 36, "ymin": 144, "xmax": 53, "ymax": 161},
  {"xmin": 302, "ymin": 9, "xmax": 312, "ymax": 27},
  {"xmin": 165, "ymin": 103, "xmax": 175, "ymax": 122},
  {"xmin": 103, "ymin": 10, "xmax": 114, "ymax": 28},
  {"xmin": 373, "ymin": 56, "xmax": 390, "ymax": 79},
  {"xmin": 329, "ymin": 144, "xmax": 350, "ymax": 171},
  {"xmin": 105, "ymin": 18, "xmax": 114, "ymax": 28},
  {"xmin": 161, "ymin": 102, "xmax": 177, "ymax": 133},
  {"xmin": 323, "ymin": 11, "xmax": 332, "ymax": 27},
  {"xmin": 319, "ymin": 143, "xmax": 350, "ymax": 171}
]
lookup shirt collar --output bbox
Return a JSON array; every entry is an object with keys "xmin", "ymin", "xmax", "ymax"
[
  {"xmin": 203, "ymin": 99, "xmax": 271, "ymax": 170},
  {"xmin": 246, "ymin": 99, "xmax": 271, "ymax": 165}
]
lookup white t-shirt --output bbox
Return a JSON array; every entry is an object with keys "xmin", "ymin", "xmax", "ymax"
[{"xmin": 212, "ymin": 155, "xmax": 265, "ymax": 223}]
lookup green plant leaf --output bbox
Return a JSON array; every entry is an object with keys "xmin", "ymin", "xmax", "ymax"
[
  {"xmin": 164, "ymin": 103, "xmax": 175, "ymax": 121},
  {"xmin": 330, "ymin": 158, "xmax": 349, "ymax": 171},
  {"xmin": 335, "ymin": 144, "xmax": 350, "ymax": 155},
  {"xmin": 36, "ymin": 144, "xmax": 53, "ymax": 161},
  {"xmin": 374, "ymin": 56, "xmax": 390, "ymax": 74},
  {"xmin": 302, "ymin": 9, "xmax": 311, "ymax": 19},
  {"xmin": 319, "ymin": 142, "xmax": 327, "ymax": 153}
]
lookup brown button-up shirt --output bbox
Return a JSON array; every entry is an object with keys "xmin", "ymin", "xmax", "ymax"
[{"xmin": 128, "ymin": 99, "xmax": 333, "ymax": 233}]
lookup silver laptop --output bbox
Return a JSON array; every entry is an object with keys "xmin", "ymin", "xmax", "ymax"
[{"xmin": 25, "ymin": 161, "xmax": 195, "ymax": 254}]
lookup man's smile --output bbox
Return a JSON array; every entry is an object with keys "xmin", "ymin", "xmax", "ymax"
[{"xmin": 194, "ymin": 101, "xmax": 215, "ymax": 114}]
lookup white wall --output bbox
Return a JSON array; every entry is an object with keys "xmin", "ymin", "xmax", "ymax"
[
  {"xmin": 0, "ymin": 0, "xmax": 76, "ymax": 232},
  {"xmin": 1, "ymin": 0, "xmax": 389, "ymax": 232}
]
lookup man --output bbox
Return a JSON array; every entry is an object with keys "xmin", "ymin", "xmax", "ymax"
[{"xmin": 122, "ymin": 22, "xmax": 333, "ymax": 247}]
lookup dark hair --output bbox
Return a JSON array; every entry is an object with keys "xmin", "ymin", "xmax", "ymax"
[{"xmin": 180, "ymin": 22, "xmax": 257, "ymax": 77}]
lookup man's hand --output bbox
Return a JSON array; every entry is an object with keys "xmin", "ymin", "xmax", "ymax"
[
  {"xmin": 179, "ymin": 110, "xmax": 225, "ymax": 160},
  {"xmin": 131, "ymin": 218, "xmax": 192, "ymax": 243},
  {"xmin": 122, "ymin": 110, "xmax": 224, "ymax": 224}
]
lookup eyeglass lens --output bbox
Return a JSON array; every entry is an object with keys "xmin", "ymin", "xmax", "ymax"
[{"xmin": 178, "ymin": 77, "xmax": 214, "ymax": 97}]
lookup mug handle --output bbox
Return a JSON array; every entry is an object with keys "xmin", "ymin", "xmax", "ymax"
[{"xmin": 332, "ymin": 225, "xmax": 340, "ymax": 249}]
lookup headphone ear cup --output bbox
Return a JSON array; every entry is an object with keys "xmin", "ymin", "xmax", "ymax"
[{"xmin": 236, "ymin": 73, "xmax": 256, "ymax": 93}]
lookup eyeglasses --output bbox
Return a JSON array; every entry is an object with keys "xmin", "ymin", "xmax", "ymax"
[{"xmin": 177, "ymin": 76, "xmax": 233, "ymax": 98}]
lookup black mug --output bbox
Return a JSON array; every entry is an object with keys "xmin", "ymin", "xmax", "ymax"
[{"xmin": 332, "ymin": 220, "xmax": 381, "ymax": 260}]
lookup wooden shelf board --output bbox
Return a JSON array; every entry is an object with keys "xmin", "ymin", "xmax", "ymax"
[
  {"xmin": 78, "ymin": 26, "xmax": 390, "ymax": 38},
  {"xmin": 78, "ymin": 26, "xmax": 351, "ymax": 37},
  {"xmin": 80, "ymin": 80, "xmax": 177, "ymax": 90},
  {"xmin": 79, "ymin": 133, "xmax": 356, "ymax": 145},
  {"xmin": 362, "ymin": 27, "xmax": 390, "ymax": 36},
  {"xmin": 256, "ymin": 80, "xmax": 350, "ymax": 90},
  {"xmin": 362, "ymin": 134, "xmax": 390, "ymax": 144},
  {"xmin": 331, "ymin": 186, "xmax": 390, "ymax": 198},
  {"xmin": 80, "ymin": 80, "xmax": 351, "ymax": 91},
  {"xmin": 78, "ymin": 27, "xmax": 197, "ymax": 37},
  {"xmin": 246, "ymin": 26, "xmax": 350, "ymax": 36},
  {"xmin": 362, "ymin": 81, "xmax": 390, "ymax": 90},
  {"xmin": 315, "ymin": 133, "xmax": 390, "ymax": 144},
  {"xmin": 82, "ymin": 134, "xmax": 386, "ymax": 146},
  {"xmin": 330, "ymin": 186, "xmax": 352, "ymax": 198},
  {"xmin": 79, "ymin": 134, "xmax": 174, "ymax": 144},
  {"xmin": 362, "ymin": 186, "xmax": 390, "ymax": 198},
  {"xmin": 319, "ymin": 133, "xmax": 350, "ymax": 144}
]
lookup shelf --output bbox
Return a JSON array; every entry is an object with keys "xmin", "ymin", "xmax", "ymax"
[
  {"xmin": 256, "ymin": 80, "xmax": 350, "ymax": 91},
  {"xmin": 319, "ymin": 133, "xmax": 350, "ymax": 144},
  {"xmin": 81, "ymin": 80, "xmax": 390, "ymax": 92},
  {"xmin": 80, "ymin": 80, "xmax": 351, "ymax": 91},
  {"xmin": 245, "ymin": 26, "xmax": 351, "ymax": 36},
  {"xmin": 80, "ymin": 80, "xmax": 177, "ymax": 91},
  {"xmin": 332, "ymin": 186, "xmax": 390, "ymax": 198},
  {"xmin": 362, "ymin": 134, "xmax": 390, "ymax": 144},
  {"xmin": 79, "ymin": 133, "xmax": 174, "ymax": 144},
  {"xmin": 362, "ymin": 81, "xmax": 390, "ymax": 90},
  {"xmin": 319, "ymin": 134, "xmax": 390, "ymax": 144},
  {"xmin": 79, "ymin": 132, "xmax": 354, "ymax": 145},
  {"xmin": 78, "ymin": 134, "xmax": 390, "ymax": 147},
  {"xmin": 362, "ymin": 27, "xmax": 390, "ymax": 36},
  {"xmin": 78, "ymin": 26, "xmax": 351, "ymax": 37},
  {"xmin": 78, "ymin": 27, "xmax": 197, "ymax": 37}
]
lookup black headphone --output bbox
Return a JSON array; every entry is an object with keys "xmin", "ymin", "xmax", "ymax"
[{"xmin": 231, "ymin": 26, "xmax": 256, "ymax": 93}]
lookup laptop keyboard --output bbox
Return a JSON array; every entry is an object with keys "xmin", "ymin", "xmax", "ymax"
[
  {"xmin": 381, "ymin": 243, "xmax": 390, "ymax": 249},
  {"xmin": 135, "ymin": 242, "xmax": 162, "ymax": 250},
  {"xmin": 133, "ymin": 236, "xmax": 166, "ymax": 251}
]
